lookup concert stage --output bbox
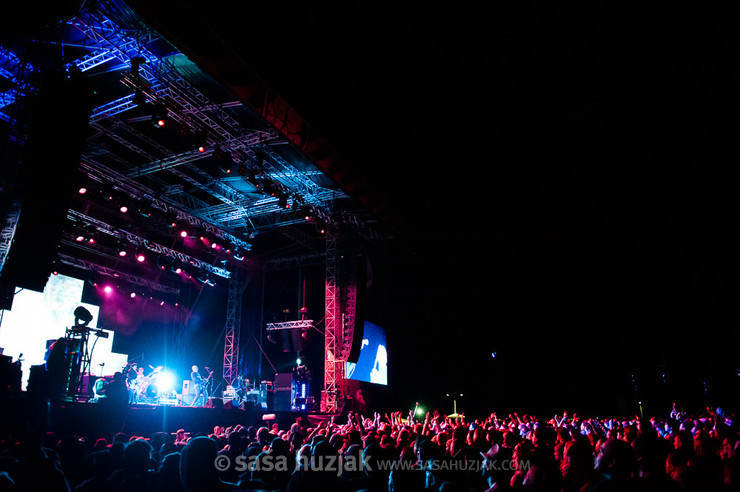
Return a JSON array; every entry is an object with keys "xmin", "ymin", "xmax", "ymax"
[{"xmin": 1, "ymin": 394, "xmax": 323, "ymax": 441}]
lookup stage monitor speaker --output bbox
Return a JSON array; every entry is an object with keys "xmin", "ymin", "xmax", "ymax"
[
  {"xmin": 181, "ymin": 393, "xmax": 195, "ymax": 406},
  {"xmin": 27, "ymin": 364, "xmax": 49, "ymax": 397},
  {"xmin": 204, "ymin": 398, "xmax": 222, "ymax": 409}
]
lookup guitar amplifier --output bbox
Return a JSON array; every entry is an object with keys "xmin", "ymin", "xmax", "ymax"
[
  {"xmin": 182, "ymin": 379, "xmax": 190, "ymax": 395},
  {"xmin": 223, "ymin": 385, "xmax": 236, "ymax": 401}
]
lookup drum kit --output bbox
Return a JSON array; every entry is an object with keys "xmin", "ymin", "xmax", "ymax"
[{"xmin": 135, "ymin": 365, "xmax": 164, "ymax": 399}]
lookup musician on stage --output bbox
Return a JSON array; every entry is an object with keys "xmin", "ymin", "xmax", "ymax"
[
  {"xmin": 124, "ymin": 363, "xmax": 138, "ymax": 403},
  {"xmin": 190, "ymin": 365, "xmax": 205, "ymax": 406}
]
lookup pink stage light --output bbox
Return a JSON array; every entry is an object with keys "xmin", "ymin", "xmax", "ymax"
[
  {"xmin": 180, "ymin": 230, "xmax": 188, "ymax": 238},
  {"xmin": 136, "ymin": 254, "xmax": 145, "ymax": 263},
  {"xmin": 103, "ymin": 286, "xmax": 113, "ymax": 294}
]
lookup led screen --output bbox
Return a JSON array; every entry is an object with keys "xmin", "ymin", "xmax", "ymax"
[
  {"xmin": 346, "ymin": 321, "xmax": 387, "ymax": 385},
  {"xmin": 0, "ymin": 274, "xmax": 128, "ymax": 389}
]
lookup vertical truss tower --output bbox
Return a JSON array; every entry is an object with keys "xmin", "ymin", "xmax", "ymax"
[
  {"xmin": 322, "ymin": 227, "xmax": 344, "ymax": 413},
  {"xmin": 223, "ymin": 269, "xmax": 246, "ymax": 387}
]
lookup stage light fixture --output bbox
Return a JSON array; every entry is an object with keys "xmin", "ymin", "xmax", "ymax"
[
  {"xmin": 130, "ymin": 292, "xmax": 136, "ymax": 298},
  {"xmin": 165, "ymin": 210, "xmax": 178, "ymax": 227},
  {"xmin": 130, "ymin": 55, "xmax": 146, "ymax": 76},
  {"xmin": 245, "ymin": 170, "xmax": 262, "ymax": 190},
  {"xmin": 103, "ymin": 285, "xmax": 113, "ymax": 294},
  {"xmin": 189, "ymin": 129, "xmax": 207, "ymax": 153},
  {"xmin": 74, "ymin": 306, "xmax": 93, "ymax": 326},
  {"xmin": 101, "ymin": 182, "xmax": 115, "ymax": 201},
  {"xmin": 151, "ymin": 105, "xmax": 168, "ymax": 128},
  {"xmin": 137, "ymin": 203, "xmax": 153, "ymax": 218},
  {"xmin": 78, "ymin": 187, "xmax": 87, "ymax": 194},
  {"xmin": 119, "ymin": 205, "xmax": 128, "ymax": 213},
  {"xmin": 267, "ymin": 333, "xmax": 277, "ymax": 344},
  {"xmin": 76, "ymin": 235, "xmax": 85, "ymax": 242},
  {"xmin": 158, "ymin": 372, "xmax": 175, "ymax": 393},
  {"xmin": 214, "ymin": 146, "xmax": 233, "ymax": 174},
  {"xmin": 180, "ymin": 230, "xmax": 188, "ymax": 238},
  {"xmin": 136, "ymin": 253, "xmax": 145, "ymax": 263}
]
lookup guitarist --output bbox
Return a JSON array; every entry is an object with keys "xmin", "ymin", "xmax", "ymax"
[{"xmin": 189, "ymin": 365, "xmax": 214, "ymax": 406}]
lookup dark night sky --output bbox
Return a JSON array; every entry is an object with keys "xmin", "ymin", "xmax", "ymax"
[{"xmin": 186, "ymin": 2, "xmax": 740, "ymax": 415}]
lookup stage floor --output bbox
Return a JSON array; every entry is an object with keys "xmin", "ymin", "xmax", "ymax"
[{"xmin": 1, "ymin": 394, "xmax": 323, "ymax": 440}]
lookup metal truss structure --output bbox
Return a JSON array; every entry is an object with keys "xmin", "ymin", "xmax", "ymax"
[
  {"xmin": 265, "ymin": 320, "xmax": 315, "ymax": 332},
  {"xmin": 223, "ymin": 268, "xmax": 249, "ymax": 386},
  {"xmin": 57, "ymin": 253, "xmax": 180, "ymax": 295},
  {"xmin": 0, "ymin": 202, "xmax": 22, "ymax": 276},
  {"xmin": 322, "ymin": 228, "xmax": 344, "ymax": 413},
  {"xmin": 1, "ymin": 0, "xmax": 384, "ymax": 413},
  {"xmin": 60, "ymin": 6, "xmax": 350, "ymax": 235}
]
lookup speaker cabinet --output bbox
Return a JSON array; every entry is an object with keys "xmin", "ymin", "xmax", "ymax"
[{"xmin": 204, "ymin": 397, "xmax": 222, "ymax": 409}]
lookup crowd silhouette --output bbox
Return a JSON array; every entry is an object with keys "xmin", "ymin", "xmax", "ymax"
[{"xmin": 0, "ymin": 404, "xmax": 737, "ymax": 491}]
